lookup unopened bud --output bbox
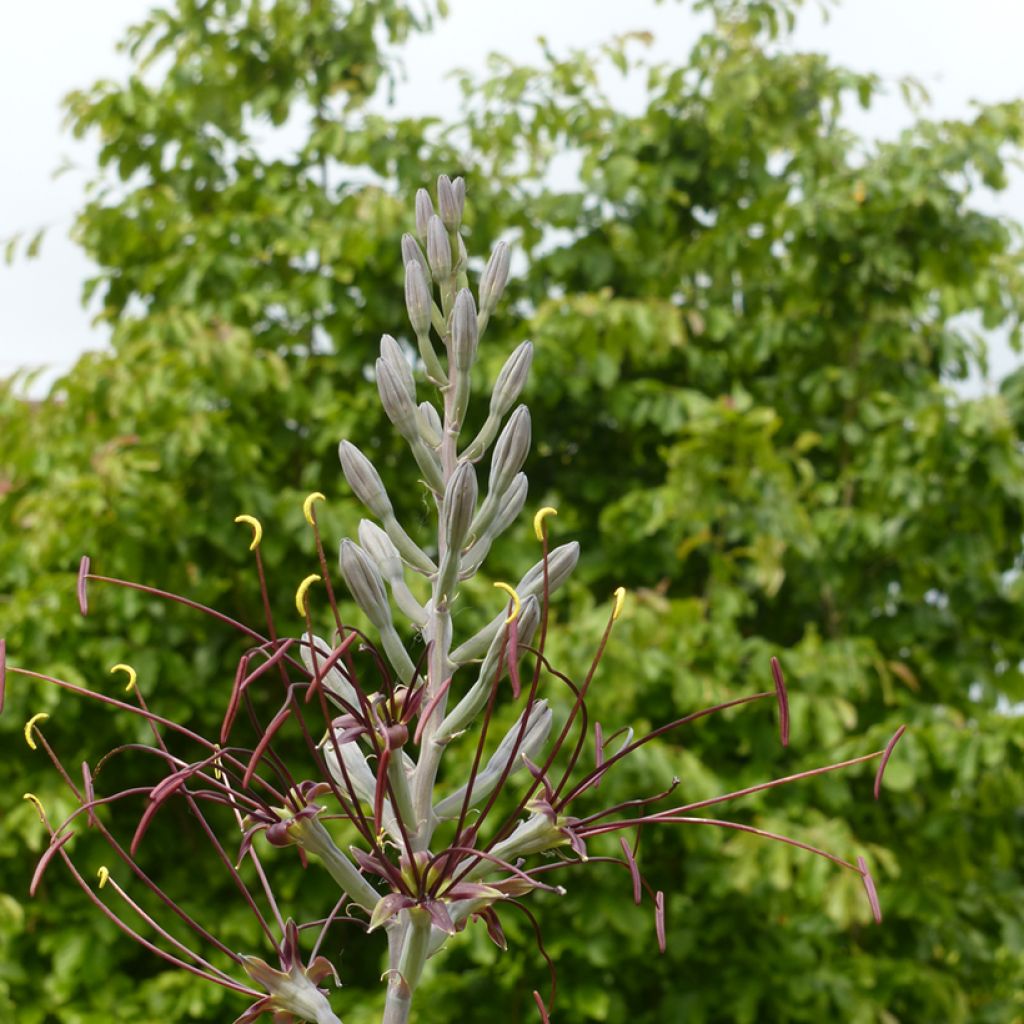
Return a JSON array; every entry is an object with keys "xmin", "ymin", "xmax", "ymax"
[
  {"xmin": 418, "ymin": 401, "xmax": 442, "ymax": 447},
  {"xmin": 427, "ymin": 215, "xmax": 452, "ymax": 279},
  {"xmin": 358, "ymin": 520, "xmax": 403, "ymax": 581},
  {"xmin": 339, "ymin": 539, "xmax": 392, "ymax": 629},
  {"xmin": 444, "ymin": 461, "xmax": 478, "ymax": 554},
  {"xmin": 401, "ymin": 233, "xmax": 430, "ymax": 280},
  {"xmin": 415, "ymin": 188, "xmax": 434, "ymax": 241},
  {"xmin": 299, "ymin": 633, "xmax": 358, "ymax": 708},
  {"xmin": 376, "ymin": 357, "xmax": 417, "ymax": 436},
  {"xmin": 452, "ymin": 289, "xmax": 479, "ymax": 371},
  {"xmin": 518, "ymin": 541, "xmax": 580, "ymax": 598},
  {"xmin": 463, "ymin": 472, "xmax": 528, "ymax": 571},
  {"xmin": 338, "ymin": 441, "xmax": 392, "ymax": 519},
  {"xmin": 491, "ymin": 341, "xmax": 533, "ymax": 417},
  {"xmin": 489, "ymin": 406, "xmax": 531, "ymax": 498},
  {"xmin": 380, "ymin": 334, "xmax": 416, "ymax": 405},
  {"xmin": 405, "ymin": 260, "xmax": 432, "ymax": 337},
  {"xmin": 437, "ymin": 174, "xmax": 464, "ymax": 230},
  {"xmin": 479, "ymin": 241, "xmax": 511, "ymax": 317}
]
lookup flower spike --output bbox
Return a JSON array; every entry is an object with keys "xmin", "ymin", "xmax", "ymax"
[
  {"xmin": 494, "ymin": 582, "xmax": 521, "ymax": 624},
  {"xmin": 110, "ymin": 663, "xmax": 137, "ymax": 694},
  {"xmin": 233, "ymin": 514, "xmax": 263, "ymax": 551},
  {"xmin": 533, "ymin": 506, "xmax": 557, "ymax": 541},
  {"xmin": 303, "ymin": 492, "xmax": 326, "ymax": 525},
  {"xmin": 24, "ymin": 712, "xmax": 49, "ymax": 750},
  {"xmin": 295, "ymin": 574, "xmax": 321, "ymax": 616}
]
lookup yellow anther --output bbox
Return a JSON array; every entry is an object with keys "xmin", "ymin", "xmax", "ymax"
[
  {"xmin": 494, "ymin": 581, "xmax": 521, "ymax": 624},
  {"xmin": 213, "ymin": 744, "xmax": 224, "ymax": 782},
  {"xmin": 23, "ymin": 793, "xmax": 45, "ymax": 819},
  {"xmin": 533, "ymin": 506, "xmax": 558, "ymax": 541},
  {"xmin": 97, "ymin": 866, "xmax": 110, "ymax": 889},
  {"xmin": 234, "ymin": 514, "xmax": 263, "ymax": 551},
  {"xmin": 295, "ymin": 574, "xmax": 321, "ymax": 616},
  {"xmin": 303, "ymin": 492, "xmax": 326, "ymax": 526},
  {"xmin": 24, "ymin": 713, "xmax": 49, "ymax": 751},
  {"xmin": 110, "ymin": 663, "xmax": 137, "ymax": 694},
  {"xmin": 612, "ymin": 587, "xmax": 626, "ymax": 621}
]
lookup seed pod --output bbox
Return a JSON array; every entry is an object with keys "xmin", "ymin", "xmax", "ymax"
[
  {"xmin": 451, "ymin": 289, "xmax": 479, "ymax": 371},
  {"xmin": 490, "ymin": 341, "xmax": 533, "ymax": 417},
  {"xmin": 479, "ymin": 240, "xmax": 511, "ymax": 318},
  {"xmin": 379, "ymin": 334, "xmax": 416, "ymax": 405},
  {"xmin": 338, "ymin": 441, "xmax": 392, "ymax": 519},
  {"xmin": 437, "ymin": 174, "xmax": 463, "ymax": 231},
  {"xmin": 376, "ymin": 357, "xmax": 418, "ymax": 436},
  {"xmin": 415, "ymin": 188, "xmax": 434, "ymax": 241},
  {"xmin": 443, "ymin": 461, "xmax": 478, "ymax": 555},
  {"xmin": 401, "ymin": 233, "xmax": 430, "ymax": 281},
  {"xmin": 339, "ymin": 539, "xmax": 392, "ymax": 629},
  {"xmin": 426, "ymin": 215, "xmax": 452, "ymax": 279},
  {"xmin": 405, "ymin": 260, "xmax": 432, "ymax": 338},
  {"xmin": 489, "ymin": 406, "xmax": 531, "ymax": 498}
]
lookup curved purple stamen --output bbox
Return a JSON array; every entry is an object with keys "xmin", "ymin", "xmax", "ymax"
[
  {"xmin": 76, "ymin": 555, "xmax": 90, "ymax": 615},
  {"xmin": 857, "ymin": 855, "xmax": 882, "ymax": 923},
  {"xmin": 770, "ymin": 656, "xmax": 789, "ymax": 748}
]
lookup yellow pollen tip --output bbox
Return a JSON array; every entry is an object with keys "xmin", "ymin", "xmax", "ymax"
[
  {"xmin": 23, "ymin": 793, "xmax": 45, "ymax": 818},
  {"xmin": 303, "ymin": 492, "xmax": 326, "ymax": 525},
  {"xmin": 212, "ymin": 744, "xmax": 224, "ymax": 781},
  {"xmin": 533, "ymin": 506, "xmax": 558, "ymax": 541},
  {"xmin": 612, "ymin": 587, "xmax": 626, "ymax": 621},
  {"xmin": 494, "ymin": 581, "xmax": 521, "ymax": 624},
  {"xmin": 110, "ymin": 663, "xmax": 137, "ymax": 693},
  {"xmin": 234, "ymin": 514, "xmax": 263, "ymax": 551},
  {"xmin": 97, "ymin": 866, "xmax": 110, "ymax": 889},
  {"xmin": 24, "ymin": 713, "xmax": 49, "ymax": 750},
  {"xmin": 295, "ymin": 574, "xmax": 321, "ymax": 616}
]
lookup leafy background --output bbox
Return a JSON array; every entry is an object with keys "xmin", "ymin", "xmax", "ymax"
[{"xmin": 2, "ymin": 0, "xmax": 1023, "ymax": 1021}]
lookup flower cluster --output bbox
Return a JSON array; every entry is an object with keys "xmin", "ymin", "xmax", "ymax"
[{"xmin": 7, "ymin": 177, "xmax": 904, "ymax": 1024}]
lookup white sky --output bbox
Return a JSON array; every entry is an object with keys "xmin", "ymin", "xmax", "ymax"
[{"xmin": 2, "ymin": 0, "xmax": 1023, "ymax": 388}]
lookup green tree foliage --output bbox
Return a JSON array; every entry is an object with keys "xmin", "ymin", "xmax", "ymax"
[{"xmin": 3, "ymin": 1, "xmax": 1024, "ymax": 1020}]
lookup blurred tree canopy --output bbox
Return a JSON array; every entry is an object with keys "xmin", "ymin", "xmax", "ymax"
[{"xmin": 3, "ymin": 0, "xmax": 1024, "ymax": 1021}]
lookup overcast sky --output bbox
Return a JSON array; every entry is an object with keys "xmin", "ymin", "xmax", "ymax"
[{"xmin": 2, "ymin": 0, "xmax": 1023, "ymax": 389}]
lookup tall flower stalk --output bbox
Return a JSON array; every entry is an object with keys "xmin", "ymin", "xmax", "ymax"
[{"xmin": 7, "ymin": 178, "xmax": 904, "ymax": 1024}]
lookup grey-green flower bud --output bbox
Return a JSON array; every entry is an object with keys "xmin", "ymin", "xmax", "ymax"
[
  {"xmin": 338, "ymin": 440, "xmax": 392, "ymax": 519},
  {"xmin": 358, "ymin": 519, "xmax": 403, "ymax": 581},
  {"xmin": 299, "ymin": 633, "xmax": 359, "ymax": 709},
  {"xmin": 462, "ymin": 472, "xmax": 528, "ymax": 573},
  {"xmin": 401, "ymin": 233, "xmax": 430, "ymax": 280},
  {"xmin": 359, "ymin": 519, "xmax": 427, "ymax": 627},
  {"xmin": 376, "ymin": 357, "xmax": 418, "ymax": 436},
  {"xmin": 489, "ymin": 405, "xmax": 531, "ymax": 498},
  {"xmin": 453, "ymin": 176, "xmax": 466, "ymax": 218},
  {"xmin": 449, "ymin": 545, "xmax": 577, "ymax": 665},
  {"xmin": 415, "ymin": 188, "xmax": 434, "ymax": 241},
  {"xmin": 435, "ymin": 700, "xmax": 552, "ymax": 818},
  {"xmin": 426, "ymin": 215, "xmax": 452, "ymax": 279},
  {"xmin": 437, "ymin": 174, "xmax": 463, "ymax": 231},
  {"xmin": 339, "ymin": 539, "xmax": 392, "ymax": 629},
  {"xmin": 518, "ymin": 541, "xmax": 580, "ymax": 598},
  {"xmin": 490, "ymin": 341, "xmax": 533, "ymax": 417},
  {"xmin": 405, "ymin": 260, "xmax": 432, "ymax": 338},
  {"xmin": 380, "ymin": 334, "xmax": 416, "ymax": 405},
  {"xmin": 479, "ymin": 240, "xmax": 511, "ymax": 318},
  {"xmin": 452, "ymin": 289, "xmax": 479, "ymax": 371},
  {"xmin": 417, "ymin": 401, "xmax": 442, "ymax": 447},
  {"xmin": 443, "ymin": 461, "xmax": 478, "ymax": 554}
]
